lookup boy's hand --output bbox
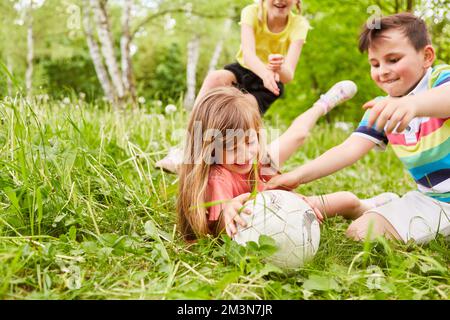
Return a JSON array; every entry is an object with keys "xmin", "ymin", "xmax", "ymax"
[
  {"xmin": 264, "ymin": 170, "xmax": 302, "ymax": 191},
  {"xmin": 363, "ymin": 96, "xmax": 417, "ymax": 134},
  {"xmin": 267, "ymin": 54, "xmax": 284, "ymax": 72},
  {"xmin": 224, "ymin": 193, "xmax": 253, "ymax": 237}
]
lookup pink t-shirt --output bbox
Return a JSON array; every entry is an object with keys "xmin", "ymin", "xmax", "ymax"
[{"xmin": 206, "ymin": 164, "xmax": 278, "ymax": 222}]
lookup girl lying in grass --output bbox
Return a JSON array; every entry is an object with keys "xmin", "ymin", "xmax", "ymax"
[{"xmin": 177, "ymin": 86, "xmax": 398, "ymax": 241}]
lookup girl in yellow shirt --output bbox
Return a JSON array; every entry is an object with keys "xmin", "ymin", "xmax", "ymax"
[{"xmin": 197, "ymin": 0, "xmax": 310, "ymax": 114}]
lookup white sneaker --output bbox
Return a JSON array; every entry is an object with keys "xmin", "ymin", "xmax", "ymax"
[
  {"xmin": 155, "ymin": 147, "xmax": 183, "ymax": 174},
  {"xmin": 315, "ymin": 80, "xmax": 358, "ymax": 114},
  {"xmin": 361, "ymin": 192, "xmax": 400, "ymax": 210}
]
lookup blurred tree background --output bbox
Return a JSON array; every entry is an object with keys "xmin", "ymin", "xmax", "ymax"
[{"xmin": 1, "ymin": 0, "xmax": 450, "ymax": 120}]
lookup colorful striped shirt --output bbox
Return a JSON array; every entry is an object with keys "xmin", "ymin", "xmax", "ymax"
[{"xmin": 353, "ymin": 65, "xmax": 450, "ymax": 203}]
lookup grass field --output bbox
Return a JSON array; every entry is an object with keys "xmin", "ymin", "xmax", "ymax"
[{"xmin": 0, "ymin": 96, "xmax": 448, "ymax": 300}]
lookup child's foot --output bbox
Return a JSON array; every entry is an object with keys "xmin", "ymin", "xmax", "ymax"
[
  {"xmin": 155, "ymin": 147, "xmax": 183, "ymax": 174},
  {"xmin": 360, "ymin": 192, "xmax": 400, "ymax": 212},
  {"xmin": 315, "ymin": 80, "xmax": 358, "ymax": 114}
]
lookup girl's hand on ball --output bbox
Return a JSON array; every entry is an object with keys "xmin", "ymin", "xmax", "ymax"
[
  {"xmin": 300, "ymin": 196, "xmax": 324, "ymax": 224},
  {"xmin": 224, "ymin": 193, "xmax": 252, "ymax": 237}
]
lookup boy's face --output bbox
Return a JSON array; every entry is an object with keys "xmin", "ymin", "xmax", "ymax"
[{"xmin": 368, "ymin": 28, "xmax": 431, "ymax": 97}]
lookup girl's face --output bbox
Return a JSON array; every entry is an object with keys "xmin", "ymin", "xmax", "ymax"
[
  {"xmin": 221, "ymin": 131, "xmax": 259, "ymax": 175},
  {"xmin": 266, "ymin": 0, "xmax": 296, "ymax": 19}
]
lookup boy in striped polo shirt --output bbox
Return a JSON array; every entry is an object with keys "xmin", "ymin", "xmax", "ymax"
[{"xmin": 266, "ymin": 13, "xmax": 450, "ymax": 243}]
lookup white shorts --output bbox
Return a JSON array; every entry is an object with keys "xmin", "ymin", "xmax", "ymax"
[{"xmin": 369, "ymin": 191, "xmax": 450, "ymax": 244}]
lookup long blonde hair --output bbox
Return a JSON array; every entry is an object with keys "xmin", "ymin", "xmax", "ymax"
[
  {"xmin": 258, "ymin": 0, "xmax": 302, "ymax": 23},
  {"xmin": 177, "ymin": 87, "xmax": 263, "ymax": 241}
]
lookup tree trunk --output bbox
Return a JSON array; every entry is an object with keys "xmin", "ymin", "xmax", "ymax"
[
  {"xmin": 406, "ymin": 0, "xmax": 414, "ymax": 12},
  {"xmin": 90, "ymin": 0, "xmax": 125, "ymax": 100},
  {"xmin": 208, "ymin": 18, "xmax": 232, "ymax": 73},
  {"xmin": 25, "ymin": 8, "xmax": 34, "ymax": 98},
  {"xmin": 184, "ymin": 35, "xmax": 200, "ymax": 110},
  {"xmin": 82, "ymin": 0, "xmax": 116, "ymax": 103},
  {"xmin": 120, "ymin": 0, "xmax": 136, "ymax": 104}
]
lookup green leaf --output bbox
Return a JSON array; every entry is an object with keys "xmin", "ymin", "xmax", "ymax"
[
  {"xmin": 36, "ymin": 187, "xmax": 43, "ymax": 235},
  {"xmin": 256, "ymin": 263, "xmax": 283, "ymax": 277},
  {"xmin": 4, "ymin": 187, "xmax": 21, "ymax": 213},
  {"xmin": 144, "ymin": 220, "xmax": 159, "ymax": 240},
  {"xmin": 303, "ymin": 275, "xmax": 341, "ymax": 292},
  {"xmin": 81, "ymin": 241, "xmax": 98, "ymax": 254},
  {"xmin": 68, "ymin": 226, "xmax": 77, "ymax": 241},
  {"xmin": 258, "ymin": 235, "xmax": 278, "ymax": 255}
]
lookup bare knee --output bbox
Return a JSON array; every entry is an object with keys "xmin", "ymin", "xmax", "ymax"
[
  {"xmin": 346, "ymin": 220, "xmax": 365, "ymax": 241},
  {"xmin": 342, "ymin": 191, "xmax": 361, "ymax": 211},
  {"xmin": 346, "ymin": 213, "xmax": 400, "ymax": 241},
  {"xmin": 203, "ymin": 70, "xmax": 235, "ymax": 89}
]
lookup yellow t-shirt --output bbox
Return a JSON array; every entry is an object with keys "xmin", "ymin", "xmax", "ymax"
[{"xmin": 236, "ymin": 3, "xmax": 310, "ymax": 69}]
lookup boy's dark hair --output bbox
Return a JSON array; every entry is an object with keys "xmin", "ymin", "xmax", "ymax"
[{"xmin": 359, "ymin": 12, "xmax": 431, "ymax": 53}]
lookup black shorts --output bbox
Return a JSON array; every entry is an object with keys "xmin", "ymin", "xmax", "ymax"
[{"xmin": 224, "ymin": 62, "xmax": 284, "ymax": 115}]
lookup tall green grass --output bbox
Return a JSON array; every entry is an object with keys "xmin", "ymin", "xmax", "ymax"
[{"xmin": 0, "ymin": 96, "xmax": 448, "ymax": 299}]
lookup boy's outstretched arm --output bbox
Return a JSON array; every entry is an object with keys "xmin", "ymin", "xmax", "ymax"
[
  {"xmin": 266, "ymin": 135, "xmax": 375, "ymax": 190},
  {"xmin": 364, "ymin": 85, "xmax": 450, "ymax": 134}
]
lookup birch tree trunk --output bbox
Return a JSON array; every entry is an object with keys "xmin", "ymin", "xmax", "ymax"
[
  {"xmin": 25, "ymin": 8, "xmax": 34, "ymax": 98},
  {"xmin": 208, "ymin": 18, "xmax": 232, "ymax": 73},
  {"xmin": 90, "ymin": 0, "xmax": 125, "ymax": 99},
  {"xmin": 120, "ymin": 0, "xmax": 136, "ymax": 104},
  {"xmin": 82, "ymin": 0, "xmax": 116, "ymax": 103},
  {"xmin": 184, "ymin": 35, "xmax": 200, "ymax": 110}
]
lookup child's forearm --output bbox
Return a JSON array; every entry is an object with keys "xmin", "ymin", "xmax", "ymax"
[
  {"xmin": 243, "ymin": 53, "xmax": 271, "ymax": 80},
  {"xmin": 292, "ymin": 146, "xmax": 351, "ymax": 184},
  {"xmin": 292, "ymin": 136, "xmax": 373, "ymax": 184},
  {"xmin": 414, "ymin": 85, "xmax": 450, "ymax": 118},
  {"xmin": 277, "ymin": 39, "xmax": 303, "ymax": 84},
  {"xmin": 277, "ymin": 65, "xmax": 294, "ymax": 84}
]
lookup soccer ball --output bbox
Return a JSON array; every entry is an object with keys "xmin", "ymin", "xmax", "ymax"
[{"xmin": 233, "ymin": 190, "xmax": 320, "ymax": 269}]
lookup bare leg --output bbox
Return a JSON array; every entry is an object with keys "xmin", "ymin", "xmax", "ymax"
[
  {"xmin": 193, "ymin": 70, "xmax": 237, "ymax": 108},
  {"xmin": 306, "ymin": 191, "xmax": 371, "ymax": 220},
  {"xmin": 346, "ymin": 212, "xmax": 402, "ymax": 241},
  {"xmin": 268, "ymin": 104, "xmax": 325, "ymax": 169}
]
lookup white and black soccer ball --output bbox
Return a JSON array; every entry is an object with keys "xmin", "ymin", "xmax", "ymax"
[{"xmin": 233, "ymin": 190, "xmax": 320, "ymax": 270}]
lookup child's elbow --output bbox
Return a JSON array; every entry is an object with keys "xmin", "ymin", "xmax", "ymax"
[
  {"xmin": 295, "ymin": 130, "xmax": 310, "ymax": 145},
  {"xmin": 282, "ymin": 71, "xmax": 294, "ymax": 84}
]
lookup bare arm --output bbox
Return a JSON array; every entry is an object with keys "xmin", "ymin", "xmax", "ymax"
[
  {"xmin": 295, "ymin": 135, "xmax": 375, "ymax": 184},
  {"xmin": 364, "ymin": 84, "xmax": 450, "ymax": 133},
  {"xmin": 274, "ymin": 39, "xmax": 304, "ymax": 84},
  {"xmin": 267, "ymin": 104, "xmax": 324, "ymax": 168},
  {"xmin": 414, "ymin": 84, "xmax": 450, "ymax": 118},
  {"xmin": 241, "ymin": 24, "xmax": 280, "ymax": 95},
  {"xmin": 266, "ymin": 135, "xmax": 376, "ymax": 190}
]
